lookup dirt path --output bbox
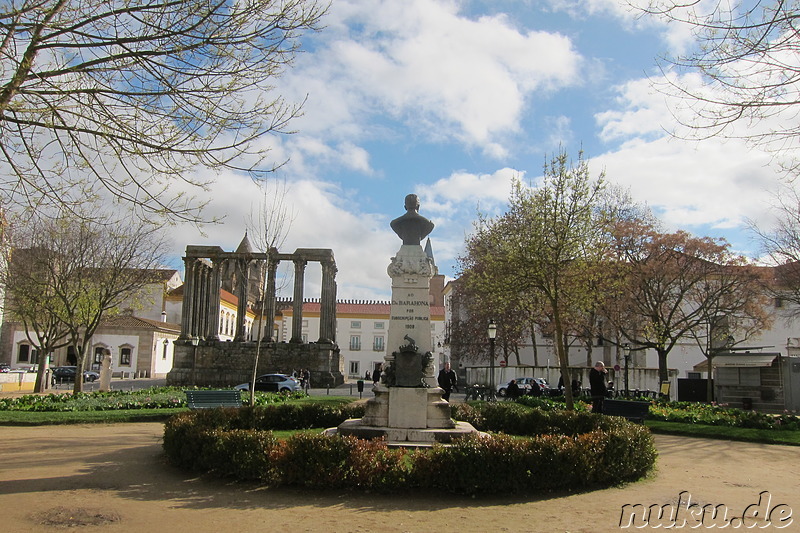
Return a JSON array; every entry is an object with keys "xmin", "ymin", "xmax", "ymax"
[{"xmin": 0, "ymin": 423, "xmax": 798, "ymax": 532}]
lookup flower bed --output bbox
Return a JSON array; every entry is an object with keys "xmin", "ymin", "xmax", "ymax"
[{"xmin": 0, "ymin": 387, "xmax": 305, "ymax": 412}]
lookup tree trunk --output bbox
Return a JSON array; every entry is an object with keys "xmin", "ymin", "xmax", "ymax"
[
  {"xmin": 33, "ymin": 349, "xmax": 50, "ymax": 393},
  {"xmin": 73, "ymin": 346, "xmax": 86, "ymax": 394},
  {"xmin": 553, "ymin": 313, "xmax": 573, "ymax": 410},
  {"xmin": 706, "ymin": 354, "xmax": 714, "ymax": 402},
  {"xmin": 658, "ymin": 349, "xmax": 669, "ymax": 385}
]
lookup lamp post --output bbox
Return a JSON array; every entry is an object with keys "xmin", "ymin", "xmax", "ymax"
[
  {"xmin": 190, "ymin": 336, "xmax": 199, "ymax": 386},
  {"xmin": 488, "ymin": 319, "xmax": 497, "ymax": 401},
  {"xmin": 623, "ymin": 343, "xmax": 631, "ymax": 398}
]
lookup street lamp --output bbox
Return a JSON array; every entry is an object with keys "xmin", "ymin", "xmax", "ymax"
[
  {"xmin": 190, "ymin": 336, "xmax": 199, "ymax": 386},
  {"xmin": 623, "ymin": 343, "xmax": 631, "ymax": 398},
  {"xmin": 488, "ymin": 319, "xmax": 497, "ymax": 401}
]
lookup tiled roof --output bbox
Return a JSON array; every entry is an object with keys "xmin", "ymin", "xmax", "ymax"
[
  {"xmin": 99, "ymin": 315, "xmax": 181, "ymax": 332},
  {"xmin": 278, "ymin": 301, "xmax": 445, "ymax": 318}
]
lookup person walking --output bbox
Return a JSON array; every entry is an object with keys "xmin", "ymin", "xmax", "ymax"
[
  {"xmin": 589, "ymin": 361, "xmax": 608, "ymax": 414},
  {"xmin": 437, "ymin": 362, "xmax": 457, "ymax": 401}
]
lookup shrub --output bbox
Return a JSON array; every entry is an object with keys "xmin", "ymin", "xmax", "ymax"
[
  {"xmin": 163, "ymin": 400, "xmax": 657, "ymax": 495},
  {"xmin": 0, "ymin": 386, "xmax": 306, "ymax": 412}
]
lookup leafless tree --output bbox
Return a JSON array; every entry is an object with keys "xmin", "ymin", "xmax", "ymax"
[
  {"xmin": 0, "ymin": 0, "xmax": 326, "ymax": 221},
  {"xmin": 2, "ymin": 243, "xmax": 71, "ymax": 392},
  {"xmin": 3, "ymin": 208, "xmax": 169, "ymax": 392},
  {"xmin": 639, "ymin": 1, "xmax": 800, "ymax": 173}
]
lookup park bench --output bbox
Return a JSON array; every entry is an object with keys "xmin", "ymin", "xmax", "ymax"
[
  {"xmin": 185, "ymin": 390, "xmax": 243, "ymax": 409},
  {"xmin": 602, "ymin": 399, "xmax": 650, "ymax": 424},
  {"xmin": 464, "ymin": 385, "xmax": 494, "ymax": 401}
]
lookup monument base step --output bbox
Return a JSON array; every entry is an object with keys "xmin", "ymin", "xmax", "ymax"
[{"xmin": 329, "ymin": 419, "xmax": 481, "ymax": 445}]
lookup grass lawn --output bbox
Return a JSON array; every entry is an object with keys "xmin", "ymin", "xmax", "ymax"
[
  {"xmin": 0, "ymin": 408, "xmax": 186, "ymax": 425},
  {"xmin": 646, "ymin": 419, "xmax": 800, "ymax": 446}
]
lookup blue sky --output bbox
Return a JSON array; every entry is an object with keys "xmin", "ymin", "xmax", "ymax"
[{"xmin": 170, "ymin": 0, "xmax": 785, "ymax": 300}]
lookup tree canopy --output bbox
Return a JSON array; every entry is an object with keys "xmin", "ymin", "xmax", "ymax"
[
  {"xmin": 0, "ymin": 0, "xmax": 326, "ymax": 221},
  {"xmin": 457, "ymin": 149, "xmax": 609, "ymax": 409},
  {"xmin": 640, "ymin": 0, "xmax": 800, "ymax": 173}
]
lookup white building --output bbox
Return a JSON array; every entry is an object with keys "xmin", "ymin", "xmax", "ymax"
[{"xmin": 275, "ymin": 298, "xmax": 445, "ymax": 381}]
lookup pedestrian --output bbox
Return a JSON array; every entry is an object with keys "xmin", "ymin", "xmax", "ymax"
[
  {"xmin": 302, "ymin": 368, "xmax": 310, "ymax": 393},
  {"xmin": 365, "ymin": 370, "xmax": 371, "ymax": 381},
  {"xmin": 437, "ymin": 361, "xmax": 457, "ymax": 401},
  {"xmin": 589, "ymin": 361, "xmax": 608, "ymax": 413},
  {"xmin": 606, "ymin": 380, "xmax": 615, "ymax": 398},
  {"xmin": 506, "ymin": 378, "xmax": 521, "ymax": 400}
]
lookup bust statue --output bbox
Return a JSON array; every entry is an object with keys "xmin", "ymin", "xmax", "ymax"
[{"xmin": 390, "ymin": 194, "xmax": 435, "ymax": 245}]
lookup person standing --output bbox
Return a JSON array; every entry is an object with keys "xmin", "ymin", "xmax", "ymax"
[
  {"xmin": 437, "ymin": 361, "xmax": 457, "ymax": 401},
  {"xmin": 302, "ymin": 368, "xmax": 311, "ymax": 393},
  {"xmin": 506, "ymin": 379, "xmax": 521, "ymax": 400},
  {"xmin": 589, "ymin": 361, "xmax": 608, "ymax": 414}
]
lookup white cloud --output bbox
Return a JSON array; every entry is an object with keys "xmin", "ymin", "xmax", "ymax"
[
  {"xmin": 591, "ymin": 69, "xmax": 780, "ymax": 240},
  {"xmin": 281, "ymin": 0, "xmax": 584, "ymax": 161},
  {"xmin": 167, "ymin": 172, "xmax": 401, "ymax": 300}
]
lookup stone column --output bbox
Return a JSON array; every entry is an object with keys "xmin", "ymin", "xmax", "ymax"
[
  {"xmin": 234, "ymin": 258, "xmax": 251, "ymax": 341},
  {"xmin": 196, "ymin": 263, "xmax": 209, "ymax": 341},
  {"xmin": 262, "ymin": 256, "xmax": 279, "ymax": 341},
  {"xmin": 179, "ymin": 258, "xmax": 196, "ymax": 341},
  {"xmin": 205, "ymin": 258, "xmax": 222, "ymax": 341},
  {"xmin": 319, "ymin": 259, "xmax": 337, "ymax": 343},
  {"xmin": 290, "ymin": 258, "xmax": 307, "ymax": 343}
]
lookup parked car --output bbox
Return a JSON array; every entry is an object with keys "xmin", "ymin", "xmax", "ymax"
[
  {"xmin": 497, "ymin": 377, "xmax": 550, "ymax": 397},
  {"xmin": 498, "ymin": 377, "xmax": 534, "ymax": 397},
  {"xmin": 234, "ymin": 373, "xmax": 300, "ymax": 393},
  {"xmin": 0, "ymin": 363, "xmax": 10, "ymax": 373},
  {"xmin": 51, "ymin": 366, "xmax": 100, "ymax": 384}
]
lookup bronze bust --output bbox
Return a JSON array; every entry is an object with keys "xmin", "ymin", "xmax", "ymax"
[{"xmin": 390, "ymin": 194, "xmax": 434, "ymax": 245}]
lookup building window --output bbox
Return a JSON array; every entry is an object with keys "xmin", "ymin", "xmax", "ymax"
[
  {"xmin": 349, "ymin": 361, "xmax": 360, "ymax": 376},
  {"xmin": 374, "ymin": 322, "xmax": 384, "ymax": 329},
  {"xmin": 120, "ymin": 347, "xmax": 132, "ymax": 366},
  {"xmin": 350, "ymin": 335, "xmax": 361, "ymax": 351},
  {"xmin": 17, "ymin": 344, "xmax": 38, "ymax": 364},
  {"xmin": 17, "ymin": 344, "xmax": 30, "ymax": 363},
  {"xmin": 373, "ymin": 336, "xmax": 384, "ymax": 351},
  {"xmin": 717, "ymin": 367, "xmax": 762, "ymax": 386},
  {"xmin": 740, "ymin": 368, "xmax": 761, "ymax": 386},
  {"xmin": 351, "ymin": 321, "xmax": 361, "ymax": 329},
  {"xmin": 162, "ymin": 341, "xmax": 168, "ymax": 360}
]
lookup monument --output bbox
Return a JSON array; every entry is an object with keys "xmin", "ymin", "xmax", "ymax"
[{"xmin": 335, "ymin": 194, "xmax": 479, "ymax": 444}]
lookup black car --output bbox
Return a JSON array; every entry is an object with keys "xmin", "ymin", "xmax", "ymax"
[{"xmin": 51, "ymin": 366, "xmax": 100, "ymax": 384}]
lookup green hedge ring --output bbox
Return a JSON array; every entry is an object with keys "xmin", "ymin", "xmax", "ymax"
[{"xmin": 162, "ymin": 402, "xmax": 656, "ymax": 495}]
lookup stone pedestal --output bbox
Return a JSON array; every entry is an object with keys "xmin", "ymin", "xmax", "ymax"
[
  {"xmin": 386, "ymin": 245, "xmax": 436, "ymax": 387},
  {"xmin": 99, "ymin": 352, "xmax": 112, "ymax": 392}
]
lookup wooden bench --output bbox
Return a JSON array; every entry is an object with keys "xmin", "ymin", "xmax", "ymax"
[
  {"xmin": 602, "ymin": 399, "xmax": 650, "ymax": 424},
  {"xmin": 185, "ymin": 390, "xmax": 243, "ymax": 409}
]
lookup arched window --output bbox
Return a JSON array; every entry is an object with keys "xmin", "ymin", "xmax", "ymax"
[{"xmin": 118, "ymin": 345, "xmax": 133, "ymax": 366}]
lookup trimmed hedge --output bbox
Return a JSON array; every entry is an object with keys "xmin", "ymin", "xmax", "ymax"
[{"xmin": 163, "ymin": 401, "xmax": 656, "ymax": 495}]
